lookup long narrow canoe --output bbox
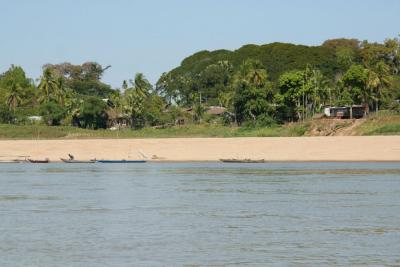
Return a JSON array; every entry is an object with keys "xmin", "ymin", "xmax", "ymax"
[
  {"xmin": 60, "ymin": 158, "xmax": 96, "ymax": 163},
  {"xmin": 96, "ymin": 160, "xmax": 147, "ymax": 163},
  {"xmin": 220, "ymin": 159, "xmax": 265, "ymax": 163},
  {"xmin": 28, "ymin": 158, "xmax": 50, "ymax": 163},
  {"xmin": 0, "ymin": 160, "xmax": 23, "ymax": 163}
]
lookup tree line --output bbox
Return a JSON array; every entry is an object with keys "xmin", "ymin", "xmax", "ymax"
[{"xmin": 1, "ymin": 37, "xmax": 399, "ymax": 129}]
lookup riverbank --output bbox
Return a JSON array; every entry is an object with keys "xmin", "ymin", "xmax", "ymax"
[
  {"xmin": 1, "ymin": 111, "xmax": 400, "ymax": 140},
  {"xmin": 0, "ymin": 136, "xmax": 399, "ymax": 162}
]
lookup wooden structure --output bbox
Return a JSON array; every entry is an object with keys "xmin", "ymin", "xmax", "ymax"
[{"xmin": 324, "ymin": 105, "xmax": 366, "ymax": 119}]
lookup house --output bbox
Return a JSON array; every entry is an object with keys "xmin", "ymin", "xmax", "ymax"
[
  {"xmin": 324, "ymin": 105, "xmax": 366, "ymax": 119},
  {"xmin": 106, "ymin": 108, "xmax": 130, "ymax": 129},
  {"xmin": 206, "ymin": 106, "xmax": 227, "ymax": 116}
]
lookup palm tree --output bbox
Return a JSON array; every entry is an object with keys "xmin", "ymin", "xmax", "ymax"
[
  {"xmin": 367, "ymin": 61, "xmax": 392, "ymax": 113},
  {"xmin": 37, "ymin": 68, "xmax": 58, "ymax": 103},
  {"xmin": 132, "ymin": 73, "xmax": 152, "ymax": 95},
  {"xmin": 5, "ymin": 82, "xmax": 22, "ymax": 112},
  {"xmin": 309, "ymin": 68, "xmax": 330, "ymax": 116},
  {"xmin": 122, "ymin": 80, "xmax": 128, "ymax": 91},
  {"xmin": 123, "ymin": 73, "xmax": 152, "ymax": 128},
  {"xmin": 55, "ymin": 77, "xmax": 67, "ymax": 107},
  {"xmin": 218, "ymin": 91, "xmax": 235, "ymax": 110},
  {"xmin": 236, "ymin": 59, "xmax": 268, "ymax": 89}
]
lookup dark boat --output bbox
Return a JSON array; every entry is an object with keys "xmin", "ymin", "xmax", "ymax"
[
  {"xmin": 60, "ymin": 158, "xmax": 96, "ymax": 163},
  {"xmin": 220, "ymin": 158, "xmax": 265, "ymax": 163},
  {"xmin": 96, "ymin": 159, "xmax": 147, "ymax": 163},
  {"xmin": 28, "ymin": 158, "xmax": 50, "ymax": 163}
]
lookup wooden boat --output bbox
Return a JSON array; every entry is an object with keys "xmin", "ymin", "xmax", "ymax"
[
  {"xmin": 96, "ymin": 159, "xmax": 147, "ymax": 163},
  {"xmin": 60, "ymin": 158, "xmax": 96, "ymax": 163},
  {"xmin": 28, "ymin": 158, "xmax": 50, "ymax": 163},
  {"xmin": 0, "ymin": 160, "xmax": 23, "ymax": 163},
  {"xmin": 220, "ymin": 158, "xmax": 265, "ymax": 163}
]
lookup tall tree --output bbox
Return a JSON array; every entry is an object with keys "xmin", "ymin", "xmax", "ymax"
[
  {"xmin": 124, "ymin": 73, "xmax": 152, "ymax": 129},
  {"xmin": 366, "ymin": 61, "xmax": 392, "ymax": 112},
  {"xmin": 0, "ymin": 65, "xmax": 35, "ymax": 108},
  {"xmin": 5, "ymin": 82, "xmax": 22, "ymax": 112},
  {"xmin": 233, "ymin": 59, "xmax": 275, "ymax": 124},
  {"xmin": 341, "ymin": 64, "xmax": 369, "ymax": 114},
  {"xmin": 37, "ymin": 68, "xmax": 59, "ymax": 103}
]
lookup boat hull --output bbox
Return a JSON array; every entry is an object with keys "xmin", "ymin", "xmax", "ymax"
[
  {"xmin": 60, "ymin": 158, "xmax": 96, "ymax": 163},
  {"xmin": 96, "ymin": 160, "xmax": 147, "ymax": 163},
  {"xmin": 220, "ymin": 159, "xmax": 265, "ymax": 163},
  {"xmin": 0, "ymin": 160, "xmax": 23, "ymax": 163},
  {"xmin": 28, "ymin": 159, "xmax": 50, "ymax": 163}
]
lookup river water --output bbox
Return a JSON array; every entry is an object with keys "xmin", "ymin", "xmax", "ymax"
[{"xmin": 0, "ymin": 162, "xmax": 400, "ymax": 266}]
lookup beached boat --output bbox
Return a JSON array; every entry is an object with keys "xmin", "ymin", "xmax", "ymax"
[
  {"xmin": 220, "ymin": 158, "xmax": 265, "ymax": 163},
  {"xmin": 0, "ymin": 160, "xmax": 23, "ymax": 163},
  {"xmin": 96, "ymin": 160, "xmax": 147, "ymax": 163},
  {"xmin": 28, "ymin": 158, "xmax": 50, "ymax": 163},
  {"xmin": 60, "ymin": 158, "xmax": 96, "ymax": 163}
]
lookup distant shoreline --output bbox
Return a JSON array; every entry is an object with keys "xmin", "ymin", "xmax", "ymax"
[{"xmin": 0, "ymin": 136, "xmax": 399, "ymax": 162}]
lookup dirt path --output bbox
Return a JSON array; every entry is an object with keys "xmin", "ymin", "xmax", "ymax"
[{"xmin": 332, "ymin": 119, "xmax": 365, "ymax": 136}]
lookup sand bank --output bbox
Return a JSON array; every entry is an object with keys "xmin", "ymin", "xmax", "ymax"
[{"xmin": 0, "ymin": 136, "xmax": 399, "ymax": 162}]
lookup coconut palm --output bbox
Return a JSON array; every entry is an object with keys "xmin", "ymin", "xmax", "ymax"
[
  {"xmin": 132, "ymin": 73, "xmax": 152, "ymax": 95},
  {"xmin": 236, "ymin": 59, "xmax": 268, "ymax": 88},
  {"xmin": 37, "ymin": 68, "xmax": 59, "ymax": 103},
  {"xmin": 5, "ymin": 82, "xmax": 22, "ymax": 112},
  {"xmin": 309, "ymin": 68, "xmax": 330, "ymax": 115},
  {"xmin": 55, "ymin": 77, "xmax": 68, "ymax": 107},
  {"xmin": 122, "ymin": 80, "xmax": 128, "ymax": 91},
  {"xmin": 123, "ymin": 73, "xmax": 152, "ymax": 128},
  {"xmin": 218, "ymin": 91, "xmax": 235, "ymax": 110},
  {"xmin": 367, "ymin": 61, "xmax": 392, "ymax": 113}
]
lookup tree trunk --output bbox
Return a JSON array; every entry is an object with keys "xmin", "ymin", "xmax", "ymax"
[
  {"xmin": 349, "ymin": 105, "xmax": 353, "ymax": 119},
  {"xmin": 302, "ymin": 93, "xmax": 305, "ymax": 122},
  {"xmin": 305, "ymin": 95, "xmax": 308, "ymax": 120}
]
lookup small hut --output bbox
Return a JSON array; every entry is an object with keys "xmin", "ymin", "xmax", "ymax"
[
  {"xmin": 106, "ymin": 109, "xmax": 130, "ymax": 129},
  {"xmin": 324, "ymin": 105, "xmax": 366, "ymax": 119}
]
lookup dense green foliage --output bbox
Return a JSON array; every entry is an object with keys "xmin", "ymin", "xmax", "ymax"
[
  {"xmin": 0, "ymin": 37, "xmax": 399, "ymax": 132},
  {"xmin": 157, "ymin": 37, "xmax": 400, "ymax": 124},
  {"xmin": 2, "ymin": 111, "xmax": 400, "ymax": 139},
  {"xmin": 39, "ymin": 101, "xmax": 65, "ymax": 126}
]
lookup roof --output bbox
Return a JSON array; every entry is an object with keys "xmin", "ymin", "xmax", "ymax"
[
  {"xmin": 206, "ymin": 106, "xmax": 227, "ymax": 115},
  {"xmin": 327, "ymin": 105, "xmax": 365, "ymax": 109}
]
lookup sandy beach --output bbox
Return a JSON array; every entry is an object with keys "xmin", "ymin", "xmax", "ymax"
[{"xmin": 0, "ymin": 136, "xmax": 399, "ymax": 162}]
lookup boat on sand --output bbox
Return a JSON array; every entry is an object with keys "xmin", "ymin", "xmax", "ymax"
[
  {"xmin": 220, "ymin": 158, "xmax": 265, "ymax": 163},
  {"xmin": 28, "ymin": 158, "xmax": 50, "ymax": 163},
  {"xmin": 96, "ymin": 160, "xmax": 147, "ymax": 163},
  {"xmin": 0, "ymin": 160, "xmax": 22, "ymax": 163},
  {"xmin": 60, "ymin": 154, "xmax": 95, "ymax": 163},
  {"xmin": 60, "ymin": 158, "xmax": 96, "ymax": 163}
]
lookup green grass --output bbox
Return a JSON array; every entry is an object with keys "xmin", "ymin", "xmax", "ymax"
[
  {"xmin": 366, "ymin": 124, "xmax": 400, "ymax": 135},
  {"xmin": 2, "ymin": 112, "xmax": 400, "ymax": 139},
  {"xmin": 354, "ymin": 111, "xmax": 400, "ymax": 135},
  {"xmin": 0, "ymin": 123, "xmax": 308, "ymax": 139}
]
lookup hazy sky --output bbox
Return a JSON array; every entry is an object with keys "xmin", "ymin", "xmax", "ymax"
[{"xmin": 1, "ymin": 0, "xmax": 399, "ymax": 87}]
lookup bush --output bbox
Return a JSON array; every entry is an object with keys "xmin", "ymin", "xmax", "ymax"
[
  {"xmin": 40, "ymin": 102, "xmax": 66, "ymax": 126},
  {"xmin": 242, "ymin": 114, "xmax": 277, "ymax": 128},
  {"xmin": 78, "ymin": 97, "xmax": 108, "ymax": 129},
  {"xmin": 0, "ymin": 106, "xmax": 14, "ymax": 124},
  {"xmin": 388, "ymin": 101, "xmax": 400, "ymax": 113}
]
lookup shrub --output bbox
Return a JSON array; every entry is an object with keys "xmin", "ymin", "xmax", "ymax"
[
  {"xmin": 39, "ymin": 101, "xmax": 66, "ymax": 126},
  {"xmin": 78, "ymin": 97, "xmax": 108, "ymax": 129},
  {"xmin": 0, "ymin": 106, "xmax": 14, "ymax": 124}
]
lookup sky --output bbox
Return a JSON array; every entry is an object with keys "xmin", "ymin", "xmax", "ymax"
[{"xmin": 1, "ymin": 0, "xmax": 399, "ymax": 87}]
